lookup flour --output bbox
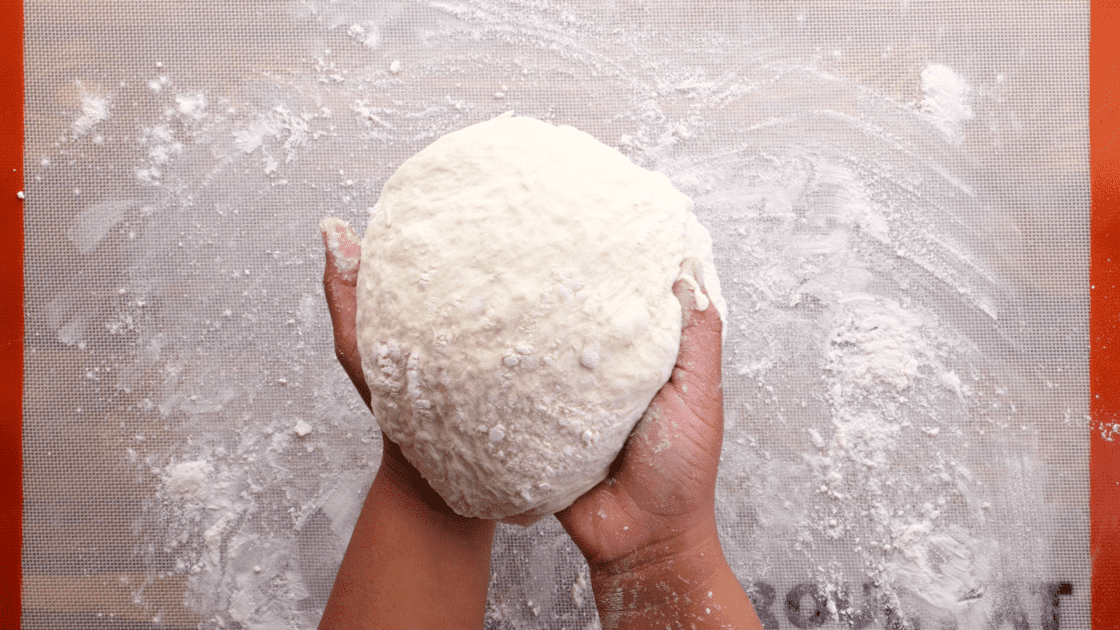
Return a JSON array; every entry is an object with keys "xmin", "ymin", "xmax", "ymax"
[
  {"xmin": 175, "ymin": 93, "xmax": 208, "ymax": 121},
  {"xmin": 570, "ymin": 568, "xmax": 589, "ymax": 607},
  {"xmin": 232, "ymin": 106, "xmax": 320, "ymax": 173},
  {"xmin": 67, "ymin": 199, "xmax": 136, "ymax": 254},
  {"xmin": 825, "ymin": 295, "xmax": 930, "ymax": 402},
  {"xmin": 163, "ymin": 457, "xmax": 242, "ymax": 573},
  {"xmin": 347, "ymin": 22, "xmax": 381, "ymax": 49},
  {"xmin": 136, "ymin": 121, "xmax": 182, "ymax": 185},
  {"xmin": 920, "ymin": 63, "xmax": 974, "ymax": 142},
  {"xmin": 356, "ymin": 114, "xmax": 726, "ymax": 520},
  {"xmin": 165, "ymin": 460, "xmax": 214, "ymax": 502},
  {"xmin": 72, "ymin": 90, "xmax": 110, "ymax": 137}
]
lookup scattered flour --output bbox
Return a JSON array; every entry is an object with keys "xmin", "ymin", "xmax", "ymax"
[
  {"xmin": 79, "ymin": 6, "xmax": 1058, "ymax": 630},
  {"xmin": 232, "ymin": 105, "xmax": 321, "ymax": 174},
  {"xmin": 920, "ymin": 63, "xmax": 974, "ymax": 142},
  {"xmin": 347, "ymin": 22, "xmax": 381, "ymax": 49},
  {"xmin": 570, "ymin": 568, "xmax": 589, "ymax": 607},
  {"xmin": 165, "ymin": 460, "xmax": 214, "ymax": 502},
  {"xmin": 73, "ymin": 91, "xmax": 110, "ymax": 137},
  {"xmin": 825, "ymin": 295, "xmax": 929, "ymax": 401},
  {"xmin": 136, "ymin": 123, "xmax": 182, "ymax": 184},
  {"xmin": 176, "ymin": 93, "xmax": 208, "ymax": 121}
]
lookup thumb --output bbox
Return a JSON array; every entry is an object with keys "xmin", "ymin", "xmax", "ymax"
[
  {"xmin": 671, "ymin": 280, "xmax": 723, "ymax": 391},
  {"xmin": 662, "ymin": 278, "xmax": 724, "ymax": 456},
  {"xmin": 320, "ymin": 217, "xmax": 361, "ymax": 286},
  {"xmin": 319, "ymin": 217, "xmax": 371, "ymax": 407}
]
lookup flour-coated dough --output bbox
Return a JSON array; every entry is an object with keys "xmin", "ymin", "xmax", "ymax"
[{"xmin": 356, "ymin": 113, "xmax": 725, "ymax": 520}]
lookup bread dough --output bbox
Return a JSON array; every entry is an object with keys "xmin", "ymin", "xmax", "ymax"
[{"xmin": 356, "ymin": 113, "xmax": 725, "ymax": 520}]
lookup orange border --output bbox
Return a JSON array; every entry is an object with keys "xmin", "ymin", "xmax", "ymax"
[
  {"xmin": 1092, "ymin": 0, "xmax": 1120, "ymax": 626},
  {"xmin": 1, "ymin": 0, "xmax": 23, "ymax": 626}
]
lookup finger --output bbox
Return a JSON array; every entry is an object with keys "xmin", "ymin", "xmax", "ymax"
[
  {"xmin": 320, "ymin": 217, "xmax": 361, "ymax": 332},
  {"xmin": 671, "ymin": 281, "xmax": 723, "ymax": 391},
  {"xmin": 320, "ymin": 217, "xmax": 361, "ymax": 328},
  {"xmin": 320, "ymin": 217, "xmax": 361, "ymax": 285},
  {"xmin": 319, "ymin": 218, "xmax": 372, "ymax": 406},
  {"xmin": 615, "ymin": 282, "xmax": 723, "ymax": 471}
]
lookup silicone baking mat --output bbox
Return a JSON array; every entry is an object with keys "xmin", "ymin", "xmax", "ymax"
[{"xmin": 18, "ymin": 1, "xmax": 1098, "ymax": 628}]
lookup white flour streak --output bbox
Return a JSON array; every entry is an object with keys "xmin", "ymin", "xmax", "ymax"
[
  {"xmin": 73, "ymin": 91, "xmax": 110, "ymax": 137},
  {"xmin": 920, "ymin": 63, "xmax": 974, "ymax": 143}
]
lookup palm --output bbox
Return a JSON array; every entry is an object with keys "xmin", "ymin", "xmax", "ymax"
[{"xmin": 555, "ymin": 299, "xmax": 725, "ymax": 569}]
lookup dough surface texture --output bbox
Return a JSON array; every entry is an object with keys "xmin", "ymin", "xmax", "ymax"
[{"xmin": 356, "ymin": 114, "xmax": 725, "ymax": 520}]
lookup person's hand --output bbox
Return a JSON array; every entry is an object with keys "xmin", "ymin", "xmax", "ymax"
[
  {"xmin": 555, "ymin": 281, "xmax": 724, "ymax": 567},
  {"xmin": 319, "ymin": 217, "xmax": 459, "ymax": 516},
  {"xmin": 555, "ymin": 283, "xmax": 761, "ymax": 629},
  {"xmin": 319, "ymin": 217, "xmax": 496, "ymax": 630},
  {"xmin": 320, "ymin": 218, "xmax": 369, "ymax": 405},
  {"xmin": 321, "ymin": 217, "xmax": 755, "ymax": 627}
]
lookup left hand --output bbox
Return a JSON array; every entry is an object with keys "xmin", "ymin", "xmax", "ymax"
[
  {"xmin": 320, "ymin": 217, "xmax": 460, "ymax": 516},
  {"xmin": 319, "ymin": 217, "xmax": 497, "ymax": 630},
  {"xmin": 320, "ymin": 217, "xmax": 370, "ymax": 407}
]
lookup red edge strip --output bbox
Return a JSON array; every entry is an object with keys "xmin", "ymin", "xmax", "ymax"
[
  {"xmin": 1092, "ymin": 0, "xmax": 1120, "ymax": 627},
  {"xmin": 0, "ymin": 0, "xmax": 22, "ymax": 626}
]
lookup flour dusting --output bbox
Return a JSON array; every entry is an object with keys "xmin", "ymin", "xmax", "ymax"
[
  {"xmin": 72, "ymin": 89, "xmax": 111, "ymax": 137},
  {"xmin": 920, "ymin": 63, "xmax": 974, "ymax": 142}
]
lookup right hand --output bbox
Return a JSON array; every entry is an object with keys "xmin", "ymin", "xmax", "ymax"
[
  {"xmin": 555, "ymin": 282, "xmax": 726, "ymax": 573},
  {"xmin": 556, "ymin": 286, "xmax": 761, "ymax": 629}
]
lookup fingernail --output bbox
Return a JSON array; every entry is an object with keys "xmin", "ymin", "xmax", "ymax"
[{"xmin": 320, "ymin": 217, "xmax": 361, "ymax": 281}]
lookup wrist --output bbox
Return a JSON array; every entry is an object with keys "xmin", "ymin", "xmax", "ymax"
[
  {"xmin": 589, "ymin": 526, "xmax": 761, "ymax": 630},
  {"xmin": 370, "ymin": 434, "xmax": 497, "ymax": 555},
  {"xmin": 588, "ymin": 520, "xmax": 729, "ymax": 612},
  {"xmin": 324, "ymin": 437, "xmax": 495, "ymax": 630},
  {"xmin": 376, "ymin": 434, "xmax": 462, "ymax": 517},
  {"xmin": 374, "ymin": 434, "xmax": 498, "ymax": 542}
]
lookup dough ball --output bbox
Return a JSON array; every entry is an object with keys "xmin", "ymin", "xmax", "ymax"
[{"xmin": 356, "ymin": 113, "xmax": 725, "ymax": 520}]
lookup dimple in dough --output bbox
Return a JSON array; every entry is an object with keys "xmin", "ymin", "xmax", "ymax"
[{"xmin": 356, "ymin": 113, "xmax": 726, "ymax": 522}]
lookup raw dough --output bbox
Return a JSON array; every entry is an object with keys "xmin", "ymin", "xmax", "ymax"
[{"xmin": 356, "ymin": 113, "xmax": 725, "ymax": 520}]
